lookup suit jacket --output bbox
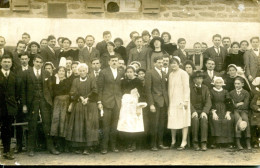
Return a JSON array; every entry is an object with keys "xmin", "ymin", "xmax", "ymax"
[
  {"xmin": 189, "ymin": 53, "xmax": 204, "ymax": 70},
  {"xmin": 0, "ymin": 70, "xmax": 18, "ymax": 117},
  {"xmin": 21, "ymin": 68, "xmax": 52, "ymax": 110},
  {"xmin": 203, "ymin": 46, "xmax": 228, "ymax": 72},
  {"xmin": 79, "ymin": 47, "xmax": 100, "ymax": 68},
  {"xmin": 202, "ymin": 70, "xmax": 220, "ymax": 90},
  {"xmin": 97, "ymin": 67, "xmax": 124, "ymax": 108},
  {"xmin": 145, "ymin": 68, "xmax": 169, "ymax": 107},
  {"xmin": 173, "ymin": 49, "xmax": 189, "ymax": 64},
  {"xmin": 190, "ymin": 84, "xmax": 212, "ymax": 114},
  {"xmin": 126, "ymin": 41, "xmax": 136, "ymax": 58},
  {"xmin": 0, "ymin": 49, "xmax": 16, "ymax": 71},
  {"xmin": 96, "ymin": 40, "xmax": 108, "ymax": 56},
  {"xmin": 40, "ymin": 46, "xmax": 59, "ymax": 68},
  {"xmin": 16, "ymin": 66, "xmax": 32, "ymax": 102},
  {"xmin": 229, "ymin": 89, "xmax": 250, "ymax": 112},
  {"xmin": 128, "ymin": 47, "xmax": 150, "ymax": 70},
  {"xmin": 244, "ymin": 49, "xmax": 260, "ymax": 79}
]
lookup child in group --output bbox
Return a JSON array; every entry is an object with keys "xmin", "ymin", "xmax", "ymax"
[
  {"xmin": 229, "ymin": 77, "xmax": 251, "ymax": 150},
  {"xmin": 210, "ymin": 77, "xmax": 234, "ymax": 148}
]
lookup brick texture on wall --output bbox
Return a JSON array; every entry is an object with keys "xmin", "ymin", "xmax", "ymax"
[{"xmin": 0, "ymin": 0, "xmax": 259, "ymax": 22}]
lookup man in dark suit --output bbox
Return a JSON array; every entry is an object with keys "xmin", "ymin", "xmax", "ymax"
[
  {"xmin": 126, "ymin": 31, "xmax": 139, "ymax": 58},
  {"xmin": 173, "ymin": 38, "xmax": 189, "ymax": 64},
  {"xmin": 96, "ymin": 31, "xmax": 112, "ymax": 56},
  {"xmin": 162, "ymin": 55, "xmax": 170, "ymax": 75},
  {"xmin": 222, "ymin": 37, "xmax": 232, "ymax": 54},
  {"xmin": 40, "ymin": 35, "xmax": 59, "ymax": 68},
  {"xmin": 203, "ymin": 34, "xmax": 228, "ymax": 74},
  {"xmin": 79, "ymin": 35, "xmax": 100, "ymax": 69},
  {"xmin": 202, "ymin": 58, "xmax": 220, "ymax": 90},
  {"xmin": 97, "ymin": 55, "xmax": 124, "ymax": 154},
  {"xmin": 128, "ymin": 36, "xmax": 149, "ymax": 70},
  {"xmin": 190, "ymin": 71, "xmax": 212, "ymax": 151},
  {"xmin": 145, "ymin": 56, "xmax": 169, "ymax": 151},
  {"xmin": 22, "ymin": 32, "xmax": 31, "ymax": 52},
  {"xmin": 22, "ymin": 55, "xmax": 59, "ymax": 156},
  {"xmin": 244, "ymin": 37, "xmax": 260, "ymax": 82},
  {"xmin": 89, "ymin": 58, "xmax": 101, "ymax": 81},
  {"xmin": 14, "ymin": 52, "xmax": 32, "ymax": 153},
  {"xmin": 0, "ymin": 55, "xmax": 18, "ymax": 160},
  {"xmin": 0, "ymin": 36, "xmax": 14, "ymax": 71}
]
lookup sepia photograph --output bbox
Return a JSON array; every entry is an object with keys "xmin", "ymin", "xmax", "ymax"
[{"xmin": 0, "ymin": 0, "xmax": 260, "ymax": 166}]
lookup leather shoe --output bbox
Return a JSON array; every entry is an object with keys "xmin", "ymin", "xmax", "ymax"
[
  {"xmin": 159, "ymin": 145, "xmax": 169, "ymax": 150},
  {"xmin": 83, "ymin": 149, "xmax": 90, "ymax": 155},
  {"xmin": 170, "ymin": 144, "xmax": 176, "ymax": 149},
  {"xmin": 151, "ymin": 147, "xmax": 158, "ymax": 151},
  {"xmin": 3, "ymin": 152, "xmax": 15, "ymax": 160},
  {"xmin": 14, "ymin": 147, "xmax": 23, "ymax": 154},
  {"xmin": 201, "ymin": 143, "xmax": 207, "ymax": 151},
  {"xmin": 112, "ymin": 148, "xmax": 119, "ymax": 153},
  {"xmin": 50, "ymin": 148, "xmax": 60, "ymax": 155},
  {"xmin": 28, "ymin": 150, "xmax": 35, "ymax": 157},
  {"xmin": 193, "ymin": 143, "xmax": 200, "ymax": 151},
  {"xmin": 101, "ymin": 149, "xmax": 108, "ymax": 154},
  {"xmin": 211, "ymin": 144, "xmax": 217, "ymax": 149}
]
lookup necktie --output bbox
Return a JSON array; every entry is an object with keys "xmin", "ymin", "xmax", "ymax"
[
  {"xmin": 5, "ymin": 72, "xmax": 8, "ymax": 78},
  {"xmin": 36, "ymin": 70, "xmax": 40, "ymax": 79},
  {"xmin": 209, "ymin": 71, "xmax": 213, "ymax": 79},
  {"xmin": 216, "ymin": 47, "xmax": 220, "ymax": 55},
  {"xmin": 237, "ymin": 90, "xmax": 241, "ymax": 95},
  {"xmin": 88, "ymin": 47, "xmax": 92, "ymax": 53},
  {"xmin": 95, "ymin": 71, "xmax": 99, "ymax": 77}
]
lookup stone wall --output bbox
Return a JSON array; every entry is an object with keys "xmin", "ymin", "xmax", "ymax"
[{"xmin": 0, "ymin": 0, "xmax": 259, "ymax": 22}]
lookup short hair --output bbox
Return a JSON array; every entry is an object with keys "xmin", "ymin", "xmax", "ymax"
[
  {"xmin": 177, "ymin": 38, "xmax": 186, "ymax": 44},
  {"xmin": 234, "ymin": 76, "xmax": 244, "ymax": 84},
  {"xmin": 201, "ymin": 42, "xmax": 208, "ymax": 47},
  {"xmin": 109, "ymin": 55, "xmax": 118, "ymax": 61},
  {"xmin": 250, "ymin": 36, "xmax": 259, "ymax": 43},
  {"xmin": 28, "ymin": 41, "xmax": 40, "ymax": 49},
  {"xmin": 161, "ymin": 32, "xmax": 171, "ymax": 40},
  {"xmin": 137, "ymin": 68, "xmax": 146, "ymax": 74},
  {"xmin": 114, "ymin": 38, "xmax": 123, "ymax": 45},
  {"xmin": 240, "ymin": 40, "xmax": 249, "ymax": 46},
  {"xmin": 76, "ymin": 37, "xmax": 85, "ymax": 43},
  {"xmin": 142, "ymin": 30, "xmax": 151, "ymax": 37},
  {"xmin": 19, "ymin": 52, "xmax": 29, "ymax": 58},
  {"xmin": 134, "ymin": 36, "xmax": 143, "ymax": 42},
  {"xmin": 222, "ymin": 37, "xmax": 231, "ymax": 42},
  {"xmin": 72, "ymin": 61, "xmax": 80, "ymax": 66},
  {"xmin": 193, "ymin": 42, "xmax": 201, "ymax": 47},
  {"xmin": 47, "ymin": 35, "xmax": 56, "ymax": 41},
  {"xmin": 62, "ymin": 38, "xmax": 72, "ymax": 45},
  {"xmin": 57, "ymin": 37, "xmax": 64, "ymax": 42},
  {"xmin": 106, "ymin": 41, "xmax": 115, "ymax": 48},
  {"xmin": 231, "ymin": 42, "xmax": 240, "ymax": 48},
  {"xmin": 103, "ymin": 31, "xmax": 111, "ymax": 37},
  {"xmin": 183, "ymin": 60, "xmax": 196, "ymax": 71},
  {"xmin": 33, "ymin": 54, "xmax": 43, "ymax": 61},
  {"xmin": 153, "ymin": 55, "xmax": 163, "ymax": 63},
  {"xmin": 206, "ymin": 58, "xmax": 215, "ymax": 64},
  {"xmin": 212, "ymin": 34, "xmax": 222, "ymax": 40},
  {"xmin": 151, "ymin": 28, "xmax": 160, "ymax": 35},
  {"xmin": 1, "ymin": 55, "xmax": 12, "ymax": 62},
  {"xmin": 22, "ymin": 32, "xmax": 30, "ymax": 38},
  {"xmin": 16, "ymin": 40, "xmax": 26, "ymax": 47},
  {"xmin": 40, "ymin": 38, "xmax": 47, "ymax": 44},
  {"xmin": 91, "ymin": 58, "xmax": 100, "ymax": 63},
  {"xmin": 85, "ymin": 35, "xmax": 95, "ymax": 41},
  {"xmin": 130, "ymin": 31, "xmax": 139, "ymax": 39}
]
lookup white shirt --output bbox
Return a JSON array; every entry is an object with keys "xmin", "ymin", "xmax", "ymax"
[
  {"xmin": 253, "ymin": 48, "xmax": 259, "ymax": 56},
  {"xmin": 94, "ymin": 69, "xmax": 101, "ymax": 77},
  {"xmin": 22, "ymin": 65, "xmax": 29, "ymax": 71},
  {"xmin": 1, "ymin": 69, "xmax": 10, "ymax": 77},
  {"xmin": 207, "ymin": 70, "xmax": 214, "ymax": 79},
  {"xmin": 0, "ymin": 48, "xmax": 4, "ymax": 56},
  {"xmin": 155, "ymin": 67, "xmax": 162, "ymax": 78},
  {"xmin": 87, "ymin": 46, "xmax": 92, "ymax": 53},
  {"xmin": 181, "ymin": 49, "xmax": 186, "ymax": 56},
  {"xmin": 162, "ymin": 67, "xmax": 168, "ymax": 74},
  {"xmin": 110, "ymin": 66, "xmax": 117, "ymax": 79},
  {"xmin": 33, "ymin": 67, "xmax": 41, "ymax": 77},
  {"xmin": 214, "ymin": 46, "xmax": 220, "ymax": 55}
]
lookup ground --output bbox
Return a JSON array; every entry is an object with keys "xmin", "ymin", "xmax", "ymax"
[{"xmin": 0, "ymin": 147, "xmax": 260, "ymax": 165}]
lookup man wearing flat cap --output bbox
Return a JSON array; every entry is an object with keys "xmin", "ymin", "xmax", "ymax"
[{"xmin": 190, "ymin": 70, "xmax": 212, "ymax": 151}]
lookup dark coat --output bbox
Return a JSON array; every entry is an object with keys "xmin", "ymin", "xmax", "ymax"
[
  {"xmin": 202, "ymin": 70, "xmax": 221, "ymax": 90},
  {"xmin": 100, "ymin": 52, "xmax": 121, "ymax": 69},
  {"xmin": 145, "ymin": 68, "xmax": 169, "ymax": 107},
  {"xmin": 40, "ymin": 46, "xmax": 59, "ymax": 68},
  {"xmin": 79, "ymin": 47, "xmax": 100, "ymax": 68},
  {"xmin": 97, "ymin": 67, "xmax": 124, "ymax": 108},
  {"xmin": 229, "ymin": 89, "xmax": 250, "ymax": 113},
  {"xmin": 0, "ymin": 70, "xmax": 18, "ymax": 117},
  {"xmin": 173, "ymin": 49, "xmax": 189, "ymax": 64},
  {"xmin": 114, "ymin": 46, "xmax": 127, "ymax": 64},
  {"xmin": 16, "ymin": 66, "xmax": 32, "ymax": 102},
  {"xmin": 128, "ymin": 47, "xmax": 150, "ymax": 70},
  {"xmin": 21, "ymin": 68, "xmax": 52, "ymax": 111},
  {"xmin": 190, "ymin": 84, "xmax": 212, "ymax": 114},
  {"xmin": 96, "ymin": 40, "xmax": 108, "ymax": 56},
  {"xmin": 126, "ymin": 41, "xmax": 136, "ymax": 58},
  {"xmin": 244, "ymin": 49, "xmax": 260, "ymax": 79}
]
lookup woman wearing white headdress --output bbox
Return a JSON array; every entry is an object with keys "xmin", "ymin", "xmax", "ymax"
[
  {"xmin": 209, "ymin": 76, "xmax": 234, "ymax": 148},
  {"xmin": 167, "ymin": 56, "xmax": 190, "ymax": 150}
]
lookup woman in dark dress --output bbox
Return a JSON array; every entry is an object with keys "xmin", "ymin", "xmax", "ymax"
[
  {"xmin": 65, "ymin": 63, "xmax": 99, "ymax": 155},
  {"xmin": 183, "ymin": 60, "xmax": 195, "ymax": 85},
  {"xmin": 48, "ymin": 66, "xmax": 71, "ymax": 152},
  {"xmin": 28, "ymin": 41, "xmax": 40, "ymax": 67},
  {"xmin": 117, "ymin": 66, "xmax": 146, "ymax": 152},
  {"xmin": 239, "ymin": 40, "xmax": 249, "ymax": 56},
  {"xmin": 114, "ymin": 38, "xmax": 127, "ymax": 64},
  {"xmin": 209, "ymin": 77, "xmax": 234, "ymax": 148},
  {"xmin": 101, "ymin": 41, "xmax": 121, "ymax": 69},
  {"xmin": 225, "ymin": 42, "xmax": 244, "ymax": 69},
  {"xmin": 161, "ymin": 32, "xmax": 177, "ymax": 57},
  {"xmin": 59, "ymin": 38, "xmax": 77, "ymax": 62}
]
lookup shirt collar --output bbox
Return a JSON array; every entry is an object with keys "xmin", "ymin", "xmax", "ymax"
[
  {"xmin": 213, "ymin": 87, "xmax": 223, "ymax": 92},
  {"xmin": 195, "ymin": 84, "xmax": 201, "ymax": 88},
  {"xmin": 22, "ymin": 65, "xmax": 29, "ymax": 70},
  {"xmin": 154, "ymin": 67, "xmax": 161, "ymax": 74},
  {"xmin": 33, "ymin": 67, "xmax": 41, "ymax": 73},
  {"xmin": 1, "ymin": 69, "xmax": 10, "ymax": 76},
  {"xmin": 80, "ymin": 76, "xmax": 87, "ymax": 82},
  {"xmin": 110, "ymin": 66, "xmax": 117, "ymax": 72}
]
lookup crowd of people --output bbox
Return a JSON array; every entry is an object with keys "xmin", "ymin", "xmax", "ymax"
[{"xmin": 0, "ymin": 29, "xmax": 260, "ymax": 160}]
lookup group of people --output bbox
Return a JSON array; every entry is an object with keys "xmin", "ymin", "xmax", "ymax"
[{"xmin": 0, "ymin": 29, "xmax": 260, "ymax": 160}]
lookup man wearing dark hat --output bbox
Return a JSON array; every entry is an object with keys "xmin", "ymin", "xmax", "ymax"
[{"xmin": 190, "ymin": 70, "xmax": 212, "ymax": 151}]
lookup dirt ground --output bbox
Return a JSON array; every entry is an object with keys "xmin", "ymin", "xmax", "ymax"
[{"xmin": 0, "ymin": 147, "xmax": 260, "ymax": 166}]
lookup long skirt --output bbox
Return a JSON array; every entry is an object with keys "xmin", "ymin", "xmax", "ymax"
[
  {"xmin": 65, "ymin": 101, "xmax": 99, "ymax": 147},
  {"xmin": 50, "ymin": 95, "xmax": 70, "ymax": 137}
]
